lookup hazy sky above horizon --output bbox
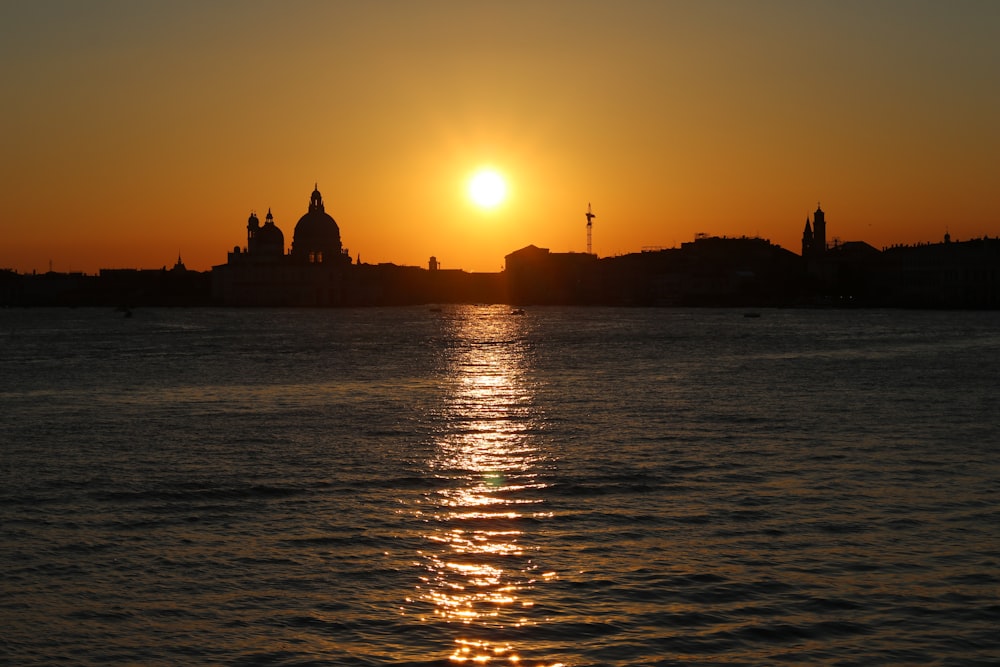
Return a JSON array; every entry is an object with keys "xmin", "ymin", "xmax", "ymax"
[{"xmin": 2, "ymin": 0, "xmax": 998, "ymax": 273}]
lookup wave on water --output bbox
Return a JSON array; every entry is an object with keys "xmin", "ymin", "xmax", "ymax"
[{"xmin": 1, "ymin": 306, "xmax": 999, "ymax": 665}]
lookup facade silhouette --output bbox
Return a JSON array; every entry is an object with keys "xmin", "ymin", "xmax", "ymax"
[
  {"xmin": 505, "ymin": 235, "xmax": 802, "ymax": 306},
  {"xmin": 0, "ymin": 255, "xmax": 211, "ymax": 307}
]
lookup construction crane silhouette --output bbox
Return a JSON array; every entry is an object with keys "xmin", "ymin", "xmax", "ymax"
[{"xmin": 585, "ymin": 203, "xmax": 596, "ymax": 255}]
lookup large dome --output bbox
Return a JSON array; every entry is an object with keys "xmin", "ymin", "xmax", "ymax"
[{"xmin": 291, "ymin": 186, "xmax": 342, "ymax": 262}]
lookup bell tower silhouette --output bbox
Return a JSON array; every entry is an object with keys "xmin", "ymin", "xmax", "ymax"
[
  {"xmin": 247, "ymin": 211, "xmax": 260, "ymax": 249},
  {"xmin": 812, "ymin": 203, "xmax": 826, "ymax": 254},
  {"xmin": 802, "ymin": 204, "xmax": 827, "ymax": 257}
]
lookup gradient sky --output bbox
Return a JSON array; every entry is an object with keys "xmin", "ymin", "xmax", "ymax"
[{"xmin": 2, "ymin": 0, "xmax": 998, "ymax": 274}]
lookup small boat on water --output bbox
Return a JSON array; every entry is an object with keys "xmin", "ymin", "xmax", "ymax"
[
  {"xmin": 743, "ymin": 312, "xmax": 761, "ymax": 318},
  {"xmin": 511, "ymin": 308, "xmax": 525, "ymax": 315}
]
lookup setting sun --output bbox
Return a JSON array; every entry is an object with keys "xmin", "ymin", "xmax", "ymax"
[{"xmin": 468, "ymin": 169, "xmax": 507, "ymax": 209}]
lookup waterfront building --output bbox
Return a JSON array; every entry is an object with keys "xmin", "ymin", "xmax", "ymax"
[{"xmin": 212, "ymin": 185, "xmax": 352, "ymax": 306}]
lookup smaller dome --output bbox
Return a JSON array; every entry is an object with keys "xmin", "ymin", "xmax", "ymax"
[
  {"xmin": 250, "ymin": 208, "xmax": 285, "ymax": 257},
  {"xmin": 256, "ymin": 221, "xmax": 284, "ymax": 247}
]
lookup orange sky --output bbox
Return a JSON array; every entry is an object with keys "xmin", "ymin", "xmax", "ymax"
[{"xmin": 2, "ymin": 1, "xmax": 998, "ymax": 274}]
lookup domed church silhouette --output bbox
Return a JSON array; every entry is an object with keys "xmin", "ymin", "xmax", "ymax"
[
  {"xmin": 214, "ymin": 184, "xmax": 354, "ymax": 305},
  {"xmin": 291, "ymin": 185, "xmax": 349, "ymax": 264}
]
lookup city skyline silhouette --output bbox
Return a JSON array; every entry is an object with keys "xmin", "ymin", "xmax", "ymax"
[{"xmin": 4, "ymin": 184, "xmax": 998, "ymax": 309}]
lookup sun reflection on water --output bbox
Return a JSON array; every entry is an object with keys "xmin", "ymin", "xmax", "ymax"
[{"xmin": 414, "ymin": 306, "xmax": 561, "ymax": 665}]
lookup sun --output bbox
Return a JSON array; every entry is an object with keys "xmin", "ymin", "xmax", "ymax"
[{"xmin": 468, "ymin": 168, "xmax": 507, "ymax": 209}]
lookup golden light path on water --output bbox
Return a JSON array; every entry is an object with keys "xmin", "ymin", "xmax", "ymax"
[{"xmin": 415, "ymin": 307, "xmax": 563, "ymax": 666}]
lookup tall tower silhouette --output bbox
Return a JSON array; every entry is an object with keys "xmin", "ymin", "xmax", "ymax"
[
  {"xmin": 247, "ymin": 210, "xmax": 260, "ymax": 249},
  {"xmin": 586, "ymin": 203, "xmax": 596, "ymax": 255},
  {"xmin": 802, "ymin": 203, "xmax": 827, "ymax": 257},
  {"xmin": 813, "ymin": 203, "xmax": 826, "ymax": 254}
]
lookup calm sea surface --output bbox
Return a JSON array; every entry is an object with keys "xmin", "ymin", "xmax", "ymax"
[{"xmin": 2, "ymin": 306, "xmax": 998, "ymax": 666}]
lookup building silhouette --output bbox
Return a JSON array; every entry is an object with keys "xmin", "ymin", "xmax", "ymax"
[
  {"xmin": 506, "ymin": 235, "xmax": 802, "ymax": 306},
  {"xmin": 0, "ymin": 256, "xmax": 210, "ymax": 307},
  {"xmin": 213, "ymin": 185, "xmax": 354, "ymax": 306}
]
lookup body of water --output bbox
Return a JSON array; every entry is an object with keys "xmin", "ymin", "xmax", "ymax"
[{"xmin": 2, "ymin": 306, "xmax": 998, "ymax": 665}]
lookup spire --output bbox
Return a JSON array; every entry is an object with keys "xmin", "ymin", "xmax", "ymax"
[{"xmin": 802, "ymin": 216, "xmax": 814, "ymax": 257}]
